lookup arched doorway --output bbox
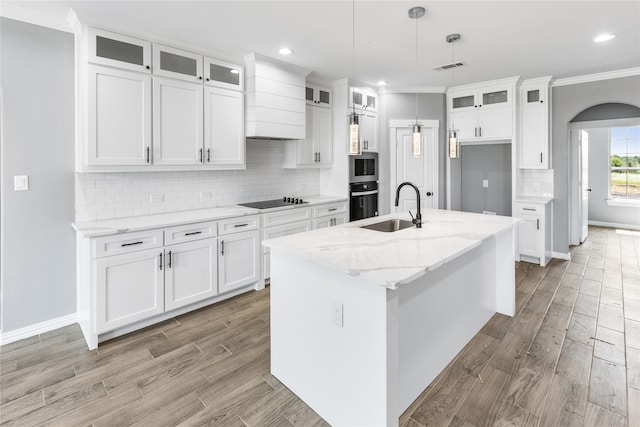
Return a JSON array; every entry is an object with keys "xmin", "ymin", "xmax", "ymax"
[{"xmin": 569, "ymin": 103, "xmax": 640, "ymax": 244}]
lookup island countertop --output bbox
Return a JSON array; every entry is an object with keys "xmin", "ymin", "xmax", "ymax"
[{"xmin": 263, "ymin": 209, "xmax": 522, "ymax": 289}]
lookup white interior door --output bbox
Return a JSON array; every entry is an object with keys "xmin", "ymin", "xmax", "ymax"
[
  {"xmin": 393, "ymin": 126, "xmax": 438, "ymax": 213},
  {"xmin": 579, "ymin": 130, "xmax": 590, "ymax": 243}
]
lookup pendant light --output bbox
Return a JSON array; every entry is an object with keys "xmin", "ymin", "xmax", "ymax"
[
  {"xmin": 447, "ymin": 33, "xmax": 461, "ymax": 159},
  {"xmin": 348, "ymin": 0, "xmax": 361, "ymax": 156},
  {"xmin": 408, "ymin": 7, "xmax": 425, "ymax": 158}
]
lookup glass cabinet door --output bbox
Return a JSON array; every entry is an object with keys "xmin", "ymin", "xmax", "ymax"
[
  {"xmin": 365, "ymin": 94, "xmax": 377, "ymax": 111},
  {"xmin": 88, "ymin": 28, "xmax": 151, "ymax": 73},
  {"xmin": 452, "ymin": 94, "xmax": 475, "ymax": 109},
  {"xmin": 153, "ymin": 44, "xmax": 203, "ymax": 83},
  {"xmin": 318, "ymin": 89, "xmax": 331, "ymax": 107},
  {"xmin": 204, "ymin": 57, "xmax": 243, "ymax": 91},
  {"xmin": 482, "ymin": 90, "xmax": 509, "ymax": 106}
]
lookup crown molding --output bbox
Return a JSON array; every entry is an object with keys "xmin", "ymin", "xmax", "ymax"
[
  {"xmin": 381, "ymin": 86, "xmax": 447, "ymax": 94},
  {"xmin": 0, "ymin": 2, "xmax": 75, "ymax": 33},
  {"xmin": 553, "ymin": 67, "xmax": 640, "ymax": 87}
]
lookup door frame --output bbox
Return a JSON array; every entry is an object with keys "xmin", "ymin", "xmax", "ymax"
[
  {"xmin": 568, "ymin": 117, "xmax": 640, "ymax": 245},
  {"xmin": 389, "ymin": 119, "xmax": 439, "ymax": 213}
]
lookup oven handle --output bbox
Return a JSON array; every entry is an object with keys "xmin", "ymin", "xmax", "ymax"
[{"xmin": 350, "ymin": 190, "xmax": 378, "ymax": 196}]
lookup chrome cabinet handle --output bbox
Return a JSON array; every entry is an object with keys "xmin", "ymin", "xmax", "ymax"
[
  {"xmin": 185, "ymin": 231, "xmax": 202, "ymax": 236},
  {"xmin": 221, "ymin": 240, "xmax": 225, "ymax": 255},
  {"xmin": 329, "ymin": 208, "xmax": 337, "ymax": 212},
  {"xmin": 318, "ymin": 152, "xmax": 321, "ymax": 162},
  {"xmin": 479, "ymin": 127, "xmax": 482, "ymax": 137},
  {"xmin": 207, "ymin": 148, "xmax": 211, "ymax": 163},
  {"xmin": 146, "ymin": 147, "xmax": 150, "ymax": 164},
  {"xmin": 199, "ymin": 148, "xmax": 203, "ymax": 163},
  {"xmin": 159, "ymin": 252, "xmax": 163, "ymax": 270},
  {"xmin": 523, "ymin": 208, "xmax": 536, "ymax": 211},
  {"xmin": 234, "ymin": 223, "xmax": 249, "ymax": 228},
  {"xmin": 540, "ymin": 152, "xmax": 543, "ymax": 163},
  {"xmin": 537, "ymin": 219, "xmax": 540, "ymax": 230},
  {"xmin": 474, "ymin": 127, "xmax": 478, "ymax": 137},
  {"xmin": 167, "ymin": 251, "xmax": 172, "ymax": 268},
  {"xmin": 121, "ymin": 241, "xmax": 143, "ymax": 247}
]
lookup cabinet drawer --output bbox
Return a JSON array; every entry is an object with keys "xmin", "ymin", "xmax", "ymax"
[
  {"xmin": 93, "ymin": 230, "xmax": 163, "ymax": 258},
  {"xmin": 262, "ymin": 220, "xmax": 312, "ymax": 253},
  {"xmin": 262, "ymin": 207, "xmax": 311, "ymax": 227},
  {"xmin": 517, "ymin": 204, "xmax": 542, "ymax": 216},
  {"xmin": 165, "ymin": 221, "xmax": 217, "ymax": 245},
  {"xmin": 313, "ymin": 202, "xmax": 347, "ymax": 218},
  {"xmin": 218, "ymin": 215, "xmax": 260, "ymax": 236}
]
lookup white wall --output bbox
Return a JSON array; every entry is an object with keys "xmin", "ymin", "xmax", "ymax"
[
  {"xmin": 75, "ymin": 140, "xmax": 320, "ymax": 222},
  {"xmin": 587, "ymin": 127, "xmax": 640, "ymax": 227},
  {"xmin": 1, "ymin": 18, "xmax": 76, "ymax": 332}
]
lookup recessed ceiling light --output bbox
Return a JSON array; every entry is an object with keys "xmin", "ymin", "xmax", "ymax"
[
  {"xmin": 377, "ymin": 81, "xmax": 387, "ymax": 86},
  {"xmin": 594, "ymin": 34, "xmax": 616, "ymax": 43},
  {"xmin": 279, "ymin": 47, "xmax": 293, "ymax": 55}
]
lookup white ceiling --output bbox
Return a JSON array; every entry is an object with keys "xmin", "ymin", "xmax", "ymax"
[{"xmin": 6, "ymin": 1, "xmax": 640, "ymax": 89}]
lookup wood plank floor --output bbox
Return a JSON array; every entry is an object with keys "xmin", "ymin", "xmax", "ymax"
[{"xmin": 1, "ymin": 226, "xmax": 638, "ymax": 426}]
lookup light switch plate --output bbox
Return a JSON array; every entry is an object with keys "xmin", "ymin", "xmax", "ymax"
[
  {"xmin": 482, "ymin": 180, "xmax": 489, "ymax": 188},
  {"xmin": 14, "ymin": 175, "xmax": 29, "ymax": 191}
]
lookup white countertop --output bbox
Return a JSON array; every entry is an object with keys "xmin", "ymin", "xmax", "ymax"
[
  {"xmin": 515, "ymin": 196, "xmax": 554, "ymax": 204},
  {"xmin": 72, "ymin": 195, "xmax": 347, "ymax": 237},
  {"xmin": 263, "ymin": 209, "xmax": 522, "ymax": 289}
]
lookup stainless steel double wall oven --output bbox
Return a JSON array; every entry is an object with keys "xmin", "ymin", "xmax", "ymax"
[{"xmin": 349, "ymin": 152, "xmax": 378, "ymax": 221}]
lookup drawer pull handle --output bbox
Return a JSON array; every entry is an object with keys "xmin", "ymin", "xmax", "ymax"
[
  {"xmin": 234, "ymin": 223, "xmax": 249, "ymax": 228},
  {"xmin": 159, "ymin": 252, "xmax": 163, "ymax": 270},
  {"xmin": 121, "ymin": 241, "xmax": 143, "ymax": 247},
  {"xmin": 185, "ymin": 231, "xmax": 202, "ymax": 236},
  {"xmin": 167, "ymin": 251, "xmax": 172, "ymax": 268},
  {"xmin": 537, "ymin": 219, "xmax": 540, "ymax": 230},
  {"xmin": 221, "ymin": 240, "xmax": 225, "ymax": 256},
  {"xmin": 523, "ymin": 208, "xmax": 536, "ymax": 211},
  {"xmin": 328, "ymin": 208, "xmax": 338, "ymax": 212}
]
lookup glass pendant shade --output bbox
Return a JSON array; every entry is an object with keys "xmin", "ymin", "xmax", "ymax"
[
  {"xmin": 448, "ymin": 130, "xmax": 459, "ymax": 158},
  {"xmin": 348, "ymin": 112, "xmax": 361, "ymax": 155},
  {"xmin": 412, "ymin": 123, "xmax": 422, "ymax": 157}
]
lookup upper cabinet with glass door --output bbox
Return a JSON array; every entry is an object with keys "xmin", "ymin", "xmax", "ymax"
[
  {"xmin": 306, "ymin": 84, "xmax": 331, "ymax": 108},
  {"xmin": 88, "ymin": 28, "xmax": 151, "ymax": 73},
  {"xmin": 448, "ymin": 78, "xmax": 518, "ymax": 141},
  {"xmin": 350, "ymin": 87, "xmax": 378, "ymax": 112},
  {"xmin": 153, "ymin": 44, "xmax": 204, "ymax": 83},
  {"xmin": 205, "ymin": 58, "xmax": 243, "ymax": 91},
  {"xmin": 519, "ymin": 77, "xmax": 552, "ymax": 169}
]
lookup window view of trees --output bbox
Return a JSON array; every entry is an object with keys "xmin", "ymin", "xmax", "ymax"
[{"xmin": 610, "ymin": 126, "xmax": 640, "ymax": 200}]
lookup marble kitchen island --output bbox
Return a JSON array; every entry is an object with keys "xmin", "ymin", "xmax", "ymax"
[{"xmin": 263, "ymin": 209, "xmax": 521, "ymax": 426}]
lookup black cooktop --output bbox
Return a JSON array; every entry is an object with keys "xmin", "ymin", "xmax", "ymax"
[{"xmin": 238, "ymin": 197, "xmax": 309, "ymax": 210}]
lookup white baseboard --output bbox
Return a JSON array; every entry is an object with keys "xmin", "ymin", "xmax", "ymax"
[
  {"xmin": 588, "ymin": 220, "xmax": 640, "ymax": 231},
  {"xmin": 552, "ymin": 251, "xmax": 571, "ymax": 261},
  {"xmin": 0, "ymin": 313, "xmax": 77, "ymax": 346}
]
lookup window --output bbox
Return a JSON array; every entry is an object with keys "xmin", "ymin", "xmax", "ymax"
[{"xmin": 610, "ymin": 126, "xmax": 640, "ymax": 200}]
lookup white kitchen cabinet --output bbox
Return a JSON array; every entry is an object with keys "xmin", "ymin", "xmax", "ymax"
[
  {"xmin": 351, "ymin": 87, "xmax": 378, "ymax": 112},
  {"xmin": 164, "ymin": 238, "xmax": 218, "ymax": 311},
  {"xmin": 262, "ymin": 207, "xmax": 313, "ymax": 280},
  {"xmin": 313, "ymin": 201, "xmax": 348, "ymax": 229},
  {"xmin": 87, "ymin": 65, "xmax": 152, "ymax": 166},
  {"xmin": 88, "ymin": 28, "xmax": 151, "ymax": 73},
  {"xmin": 219, "ymin": 230, "xmax": 260, "ymax": 294},
  {"xmin": 152, "ymin": 77, "xmax": 204, "ymax": 165},
  {"xmin": 283, "ymin": 105, "xmax": 332, "ymax": 168},
  {"xmin": 306, "ymin": 84, "xmax": 332, "ymax": 108},
  {"xmin": 204, "ymin": 87, "xmax": 245, "ymax": 167},
  {"xmin": 205, "ymin": 57, "xmax": 243, "ymax": 91},
  {"xmin": 448, "ymin": 80, "xmax": 517, "ymax": 141},
  {"xmin": 516, "ymin": 200, "xmax": 552, "ymax": 266},
  {"xmin": 95, "ymin": 248, "xmax": 164, "ymax": 333},
  {"xmin": 360, "ymin": 110, "xmax": 378, "ymax": 152},
  {"xmin": 153, "ymin": 44, "xmax": 204, "ymax": 83},
  {"xmin": 519, "ymin": 77, "xmax": 552, "ymax": 169}
]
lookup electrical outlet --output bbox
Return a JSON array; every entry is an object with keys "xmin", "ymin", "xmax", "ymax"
[
  {"xmin": 150, "ymin": 193, "xmax": 164, "ymax": 203},
  {"xmin": 331, "ymin": 301, "xmax": 343, "ymax": 327},
  {"xmin": 482, "ymin": 180, "xmax": 489, "ymax": 188},
  {"xmin": 14, "ymin": 175, "xmax": 29, "ymax": 191}
]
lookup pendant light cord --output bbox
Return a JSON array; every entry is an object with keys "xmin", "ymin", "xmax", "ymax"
[
  {"xmin": 414, "ymin": 11, "xmax": 418, "ymax": 124},
  {"xmin": 352, "ymin": 0, "xmax": 356, "ymax": 114}
]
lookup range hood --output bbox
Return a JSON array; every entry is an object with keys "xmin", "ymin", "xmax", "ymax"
[{"xmin": 245, "ymin": 53, "xmax": 311, "ymax": 140}]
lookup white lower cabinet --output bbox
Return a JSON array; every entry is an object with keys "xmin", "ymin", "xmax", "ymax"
[
  {"xmin": 219, "ymin": 230, "xmax": 260, "ymax": 294},
  {"xmin": 96, "ymin": 248, "xmax": 164, "ymax": 333},
  {"xmin": 164, "ymin": 238, "xmax": 218, "ymax": 311},
  {"xmin": 516, "ymin": 201, "xmax": 552, "ymax": 266},
  {"xmin": 84, "ymin": 214, "xmax": 261, "ymax": 348},
  {"xmin": 312, "ymin": 201, "xmax": 348, "ymax": 229}
]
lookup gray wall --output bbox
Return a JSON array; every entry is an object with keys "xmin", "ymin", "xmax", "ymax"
[
  {"xmin": 461, "ymin": 144, "xmax": 512, "ymax": 216},
  {"xmin": 552, "ymin": 75, "xmax": 640, "ymax": 254},
  {"xmin": 378, "ymin": 92, "xmax": 447, "ymax": 214},
  {"xmin": 586, "ymin": 127, "xmax": 640, "ymax": 227},
  {"xmin": 1, "ymin": 18, "xmax": 76, "ymax": 332}
]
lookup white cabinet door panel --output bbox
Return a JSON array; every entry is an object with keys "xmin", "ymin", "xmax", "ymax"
[
  {"xmin": 219, "ymin": 230, "xmax": 260, "ymax": 294},
  {"xmin": 297, "ymin": 106, "xmax": 316, "ymax": 165},
  {"xmin": 88, "ymin": 65, "xmax": 151, "ymax": 165},
  {"xmin": 477, "ymin": 107, "xmax": 512, "ymax": 140},
  {"xmin": 518, "ymin": 216, "xmax": 539, "ymax": 258},
  {"xmin": 153, "ymin": 78, "xmax": 203, "ymax": 165},
  {"xmin": 165, "ymin": 239, "xmax": 218, "ymax": 311},
  {"xmin": 205, "ymin": 87, "xmax": 245, "ymax": 166},
  {"xmin": 96, "ymin": 249, "xmax": 163, "ymax": 333}
]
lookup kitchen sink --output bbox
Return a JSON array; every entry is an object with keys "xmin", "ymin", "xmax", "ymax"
[{"xmin": 360, "ymin": 219, "xmax": 414, "ymax": 232}]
